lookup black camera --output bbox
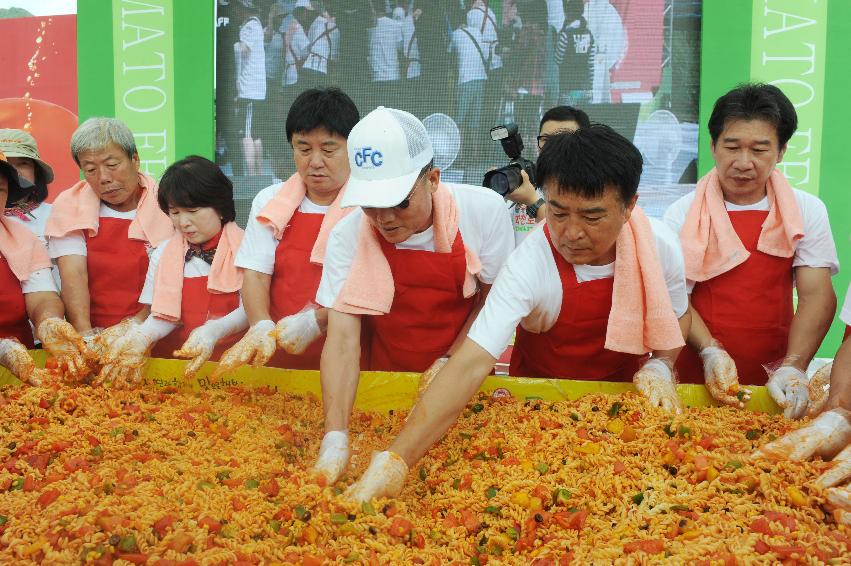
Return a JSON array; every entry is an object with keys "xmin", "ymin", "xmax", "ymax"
[{"xmin": 482, "ymin": 123, "xmax": 537, "ymax": 196}]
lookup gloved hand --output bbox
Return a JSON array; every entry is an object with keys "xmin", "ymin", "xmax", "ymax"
[
  {"xmin": 633, "ymin": 358, "xmax": 683, "ymax": 414},
  {"xmin": 754, "ymin": 408, "xmax": 851, "ymax": 524},
  {"xmin": 344, "ymin": 451, "xmax": 409, "ymax": 503},
  {"xmin": 766, "ymin": 365, "xmax": 809, "ymax": 419},
  {"xmin": 94, "ymin": 320, "xmax": 157, "ymax": 388},
  {"xmin": 312, "ymin": 430, "xmax": 350, "ymax": 485},
  {"xmin": 37, "ymin": 317, "xmax": 93, "ymax": 382},
  {"xmin": 211, "ymin": 319, "xmax": 276, "ymax": 380},
  {"xmin": 89, "ymin": 319, "xmax": 135, "ymax": 359},
  {"xmin": 274, "ymin": 309, "xmax": 322, "ymax": 355},
  {"xmin": 0, "ymin": 338, "xmax": 49, "ymax": 386},
  {"xmin": 700, "ymin": 346, "xmax": 751, "ymax": 408},
  {"xmin": 173, "ymin": 324, "xmax": 222, "ymax": 379},
  {"xmin": 806, "ymin": 362, "xmax": 832, "ymax": 418}
]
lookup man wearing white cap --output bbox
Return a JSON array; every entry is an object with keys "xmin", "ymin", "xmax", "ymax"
[{"xmin": 312, "ymin": 106, "xmax": 514, "ymax": 484}]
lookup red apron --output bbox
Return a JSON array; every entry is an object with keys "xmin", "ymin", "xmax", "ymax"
[
  {"xmin": 151, "ymin": 277, "xmax": 242, "ymax": 359},
  {"xmin": 510, "ymin": 224, "xmax": 643, "ymax": 381},
  {"xmin": 364, "ymin": 230, "xmax": 476, "ymax": 372},
  {"xmin": 87, "ymin": 217, "xmax": 149, "ymax": 328},
  {"xmin": 266, "ymin": 210, "xmax": 326, "ymax": 369},
  {"xmin": 676, "ymin": 211, "xmax": 794, "ymax": 385},
  {"xmin": 0, "ymin": 256, "xmax": 34, "ymax": 347}
]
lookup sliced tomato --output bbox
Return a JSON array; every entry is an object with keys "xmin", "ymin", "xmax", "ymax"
[
  {"xmin": 458, "ymin": 473, "xmax": 472, "ymax": 491},
  {"xmin": 153, "ymin": 514, "xmax": 177, "ymax": 537},
  {"xmin": 764, "ymin": 511, "xmax": 797, "ymax": 532},
  {"xmin": 754, "ymin": 540, "xmax": 770, "ymax": 555},
  {"xmin": 302, "ymin": 556, "xmax": 323, "ymax": 566},
  {"xmin": 460, "ymin": 509, "xmax": 481, "ymax": 534},
  {"xmin": 37, "ymin": 488, "xmax": 60, "ymax": 507},
  {"xmin": 389, "ymin": 517, "xmax": 413, "ymax": 538},
  {"xmin": 623, "ymin": 539, "xmax": 665, "ymax": 554},
  {"xmin": 613, "ymin": 461, "xmax": 627, "ymax": 474},
  {"xmin": 118, "ymin": 554, "xmax": 149, "ymax": 564},
  {"xmin": 232, "ymin": 496, "xmax": 247, "ymax": 511},
  {"xmin": 749, "ymin": 517, "xmax": 772, "ymax": 535},
  {"xmin": 197, "ymin": 516, "xmax": 222, "ymax": 534},
  {"xmin": 167, "ymin": 532, "xmax": 194, "ymax": 553},
  {"xmin": 259, "ymin": 478, "xmax": 280, "ymax": 498},
  {"xmin": 553, "ymin": 509, "xmax": 588, "ymax": 532}
]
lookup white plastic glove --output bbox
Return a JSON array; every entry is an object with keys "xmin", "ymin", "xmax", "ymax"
[
  {"xmin": 95, "ymin": 317, "xmax": 174, "ymax": 388},
  {"xmin": 344, "ymin": 451, "xmax": 409, "ymax": 503},
  {"xmin": 633, "ymin": 358, "xmax": 683, "ymax": 414},
  {"xmin": 0, "ymin": 338, "xmax": 48, "ymax": 386},
  {"xmin": 700, "ymin": 346, "xmax": 751, "ymax": 408},
  {"xmin": 312, "ymin": 430, "xmax": 350, "ymax": 485},
  {"xmin": 766, "ymin": 365, "xmax": 809, "ymax": 419},
  {"xmin": 37, "ymin": 317, "xmax": 93, "ymax": 382},
  {"xmin": 211, "ymin": 319, "xmax": 276, "ymax": 381},
  {"xmin": 753, "ymin": 408, "xmax": 851, "ymax": 524},
  {"xmin": 89, "ymin": 319, "xmax": 135, "ymax": 358},
  {"xmin": 274, "ymin": 309, "xmax": 322, "ymax": 355},
  {"xmin": 806, "ymin": 362, "xmax": 832, "ymax": 418},
  {"xmin": 174, "ymin": 306, "xmax": 249, "ymax": 379}
]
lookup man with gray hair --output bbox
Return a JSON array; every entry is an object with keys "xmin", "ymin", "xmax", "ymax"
[{"xmin": 45, "ymin": 117, "xmax": 173, "ymax": 349}]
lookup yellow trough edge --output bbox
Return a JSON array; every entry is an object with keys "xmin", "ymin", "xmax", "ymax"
[{"xmin": 0, "ymin": 350, "xmax": 782, "ymax": 414}]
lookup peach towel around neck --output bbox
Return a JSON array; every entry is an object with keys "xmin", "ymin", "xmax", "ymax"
[
  {"xmin": 44, "ymin": 173, "xmax": 174, "ymax": 246},
  {"xmin": 255, "ymin": 173, "xmax": 350, "ymax": 265},
  {"xmin": 151, "ymin": 222, "xmax": 245, "ymax": 322},
  {"xmin": 333, "ymin": 182, "xmax": 482, "ymax": 316},
  {"xmin": 0, "ymin": 216, "xmax": 52, "ymax": 282},
  {"xmin": 603, "ymin": 206, "xmax": 685, "ymax": 355},
  {"xmin": 680, "ymin": 168, "xmax": 805, "ymax": 282}
]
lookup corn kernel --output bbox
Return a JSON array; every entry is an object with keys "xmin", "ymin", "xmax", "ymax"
[
  {"xmin": 786, "ymin": 486, "xmax": 808, "ymax": 507},
  {"xmin": 606, "ymin": 418, "xmax": 625, "ymax": 434}
]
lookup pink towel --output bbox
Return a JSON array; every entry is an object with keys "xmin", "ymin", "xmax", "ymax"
[
  {"xmin": 151, "ymin": 222, "xmax": 245, "ymax": 322},
  {"xmin": 604, "ymin": 206, "xmax": 685, "ymax": 355},
  {"xmin": 0, "ymin": 216, "xmax": 52, "ymax": 282},
  {"xmin": 333, "ymin": 182, "xmax": 482, "ymax": 316},
  {"xmin": 680, "ymin": 169, "xmax": 805, "ymax": 282},
  {"xmin": 256, "ymin": 173, "xmax": 351, "ymax": 265},
  {"xmin": 45, "ymin": 173, "xmax": 174, "ymax": 246}
]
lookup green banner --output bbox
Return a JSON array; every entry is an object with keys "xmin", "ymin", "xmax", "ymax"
[
  {"xmin": 112, "ymin": 0, "xmax": 176, "ymax": 177},
  {"xmin": 750, "ymin": 1, "xmax": 827, "ymax": 196}
]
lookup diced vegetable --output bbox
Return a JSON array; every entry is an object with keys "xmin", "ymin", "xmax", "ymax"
[
  {"xmin": 632, "ymin": 492, "xmax": 645, "ymax": 505},
  {"xmin": 330, "ymin": 513, "xmax": 348, "ymax": 525},
  {"xmin": 244, "ymin": 479, "xmax": 260, "ymax": 489}
]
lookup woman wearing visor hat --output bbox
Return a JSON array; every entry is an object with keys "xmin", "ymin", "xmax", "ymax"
[{"xmin": 0, "ymin": 129, "xmax": 54, "ymax": 246}]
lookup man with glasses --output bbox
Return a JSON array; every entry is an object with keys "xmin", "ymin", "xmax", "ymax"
[
  {"xmin": 506, "ymin": 105, "xmax": 591, "ymax": 245},
  {"xmin": 311, "ymin": 106, "xmax": 514, "ymax": 484}
]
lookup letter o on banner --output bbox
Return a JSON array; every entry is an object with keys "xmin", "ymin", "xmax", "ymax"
[{"xmin": 123, "ymin": 85, "xmax": 167, "ymax": 113}]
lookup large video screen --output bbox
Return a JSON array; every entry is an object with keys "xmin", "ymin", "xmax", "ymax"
[{"xmin": 215, "ymin": 0, "xmax": 701, "ymax": 222}]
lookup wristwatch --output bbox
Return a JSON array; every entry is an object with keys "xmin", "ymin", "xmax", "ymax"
[{"xmin": 526, "ymin": 198, "xmax": 545, "ymax": 219}]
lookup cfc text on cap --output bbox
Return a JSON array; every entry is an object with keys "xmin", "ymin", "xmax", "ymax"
[{"xmin": 354, "ymin": 147, "xmax": 383, "ymax": 168}]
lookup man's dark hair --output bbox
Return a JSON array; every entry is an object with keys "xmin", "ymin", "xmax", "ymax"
[
  {"xmin": 286, "ymin": 88, "xmax": 360, "ymax": 143},
  {"xmin": 158, "ymin": 155, "xmax": 236, "ymax": 223},
  {"xmin": 708, "ymin": 83, "xmax": 797, "ymax": 146},
  {"xmin": 536, "ymin": 124, "xmax": 643, "ymax": 204},
  {"xmin": 539, "ymin": 105, "xmax": 591, "ymax": 131}
]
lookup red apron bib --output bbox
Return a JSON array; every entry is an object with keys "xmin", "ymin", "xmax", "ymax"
[
  {"xmin": 364, "ymin": 230, "xmax": 476, "ymax": 372},
  {"xmin": 510, "ymin": 224, "xmax": 644, "ymax": 381},
  {"xmin": 676, "ymin": 210, "xmax": 794, "ymax": 385},
  {"xmin": 0, "ymin": 257, "xmax": 34, "ymax": 347},
  {"xmin": 266, "ymin": 210, "xmax": 326, "ymax": 370},
  {"xmin": 87, "ymin": 217, "xmax": 149, "ymax": 328},
  {"xmin": 151, "ymin": 277, "xmax": 241, "ymax": 359}
]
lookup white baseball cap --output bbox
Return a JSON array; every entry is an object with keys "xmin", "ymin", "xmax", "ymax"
[{"xmin": 341, "ymin": 106, "xmax": 434, "ymax": 209}]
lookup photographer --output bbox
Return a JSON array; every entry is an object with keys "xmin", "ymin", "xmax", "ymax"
[{"xmin": 502, "ymin": 105, "xmax": 590, "ymax": 244}]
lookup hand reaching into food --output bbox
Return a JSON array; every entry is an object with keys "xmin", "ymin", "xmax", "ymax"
[
  {"xmin": 700, "ymin": 345, "xmax": 751, "ymax": 408},
  {"xmin": 0, "ymin": 338, "xmax": 49, "ymax": 386},
  {"xmin": 274, "ymin": 308, "xmax": 323, "ymax": 355},
  {"xmin": 37, "ymin": 317, "xmax": 94, "ymax": 382},
  {"xmin": 807, "ymin": 362, "xmax": 832, "ymax": 418},
  {"xmin": 766, "ymin": 365, "xmax": 810, "ymax": 420},
  {"xmin": 754, "ymin": 408, "xmax": 851, "ymax": 524},
  {"xmin": 95, "ymin": 318, "xmax": 170, "ymax": 388},
  {"xmin": 633, "ymin": 358, "xmax": 683, "ymax": 414},
  {"xmin": 344, "ymin": 451, "xmax": 408, "ymax": 503},
  {"xmin": 211, "ymin": 319, "xmax": 276, "ymax": 381},
  {"xmin": 312, "ymin": 430, "xmax": 350, "ymax": 485}
]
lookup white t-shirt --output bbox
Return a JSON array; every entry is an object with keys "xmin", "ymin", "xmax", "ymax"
[
  {"xmin": 303, "ymin": 14, "xmax": 339, "ymax": 75},
  {"xmin": 18, "ymin": 267, "xmax": 57, "ymax": 294},
  {"xmin": 546, "ymin": 0, "xmax": 566, "ymax": 32},
  {"xmin": 449, "ymin": 27, "xmax": 488, "ymax": 85},
  {"xmin": 468, "ymin": 218, "xmax": 688, "ymax": 359},
  {"xmin": 8, "ymin": 201, "xmax": 61, "ymax": 289},
  {"xmin": 284, "ymin": 21, "xmax": 309, "ymax": 86},
  {"xmin": 316, "ymin": 183, "xmax": 515, "ymax": 309},
  {"xmin": 663, "ymin": 188, "xmax": 839, "ymax": 291},
  {"xmin": 369, "ymin": 17, "xmax": 404, "ymax": 82},
  {"xmin": 47, "ymin": 204, "xmax": 138, "ymax": 258},
  {"xmin": 138, "ymin": 237, "xmax": 215, "ymax": 305},
  {"xmin": 234, "ymin": 182, "xmax": 330, "ymax": 276},
  {"xmin": 237, "ymin": 16, "xmax": 266, "ymax": 100},
  {"xmin": 467, "ymin": 4, "xmax": 502, "ymax": 70},
  {"xmin": 396, "ymin": 12, "xmax": 420, "ymax": 79},
  {"xmin": 840, "ymin": 282, "xmax": 851, "ymax": 327}
]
